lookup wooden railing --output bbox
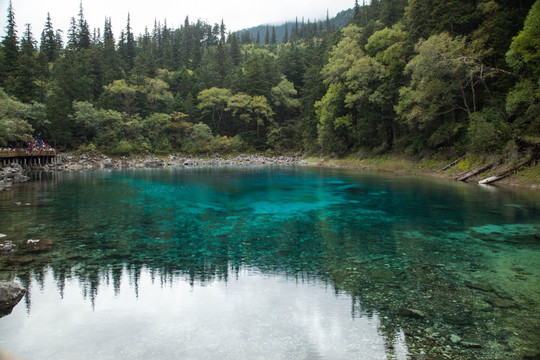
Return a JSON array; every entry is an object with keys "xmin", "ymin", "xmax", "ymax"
[{"xmin": 0, "ymin": 150, "xmax": 56, "ymax": 157}]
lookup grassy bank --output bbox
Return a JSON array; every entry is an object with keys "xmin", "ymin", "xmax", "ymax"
[{"xmin": 305, "ymin": 154, "xmax": 540, "ymax": 191}]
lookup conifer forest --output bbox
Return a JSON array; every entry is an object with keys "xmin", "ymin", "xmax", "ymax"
[{"xmin": 0, "ymin": 0, "xmax": 538, "ymax": 158}]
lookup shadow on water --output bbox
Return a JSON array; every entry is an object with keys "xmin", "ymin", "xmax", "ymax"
[{"xmin": 0, "ymin": 167, "xmax": 539, "ymax": 359}]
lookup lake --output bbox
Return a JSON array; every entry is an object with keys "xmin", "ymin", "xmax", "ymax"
[{"xmin": 0, "ymin": 166, "xmax": 539, "ymax": 359}]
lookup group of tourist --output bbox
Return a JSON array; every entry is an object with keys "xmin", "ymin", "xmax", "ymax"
[
  {"xmin": 1, "ymin": 138, "xmax": 55, "ymax": 154},
  {"xmin": 28, "ymin": 138, "xmax": 55, "ymax": 152}
]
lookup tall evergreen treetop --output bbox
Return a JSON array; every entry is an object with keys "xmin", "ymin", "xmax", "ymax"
[
  {"xmin": 67, "ymin": 17, "xmax": 78, "ymax": 49},
  {"xmin": 120, "ymin": 13, "xmax": 136, "ymax": 70},
  {"xmin": 265, "ymin": 26, "xmax": 270, "ymax": 44},
  {"xmin": 21, "ymin": 24, "xmax": 37, "ymax": 52},
  {"xmin": 103, "ymin": 17, "xmax": 115, "ymax": 49},
  {"xmin": 40, "ymin": 13, "xmax": 60, "ymax": 62},
  {"xmin": 220, "ymin": 19, "xmax": 226, "ymax": 42},
  {"xmin": 77, "ymin": 2, "xmax": 91, "ymax": 49},
  {"xmin": 271, "ymin": 26, "xmax": 277, "ymax": 45},
  {"xmin": 2, "ymin": 0, "xmax": 19, "ymax": 76},
  {"xmin": 16, "ymin": 23, "xmax": 41, "ymax": 102}
]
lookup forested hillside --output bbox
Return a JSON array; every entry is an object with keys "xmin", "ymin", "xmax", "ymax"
[{"xmin": 0, "ymin": 0, "xmax": 538, "ymax": 159}]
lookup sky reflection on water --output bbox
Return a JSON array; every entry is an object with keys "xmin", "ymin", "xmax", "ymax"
[{"xmin": 1, "ymin": 266, "xmax": 407, "ymax": 360}]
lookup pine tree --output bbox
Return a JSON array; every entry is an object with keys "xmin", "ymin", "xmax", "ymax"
[
  {"xmin": 271, "ymin": 26, "xmax": 277, "ymax": 45},
  {"xmin": 353, "ymin": 0, "xmax": 361, "ymax": 24},
  {"xmin": 240, "ymin": 31, "xmax": 251, "ymax": 44},
  {"xmin": 77, "ymin": 2, "xmax": 91, "ymax": 49},
  {"xmin": 16, "ymin": 24, "xmax": 40, "ymax": 102},
  {"xmin": 55, "ymin": 29, "xmax": 64, "ymax": 50},
  {"xmin": 220, "ymin": 19, "xmax": 226, "ymax": 42},
  {"xmin": 120, "ymin": 13, "xmax": 136, "ymax": 70},
  {"xmin": 230, "ymin": 33, "xmax": 242, "ymax": 66},
  {"xmin": 326, "ymin": 10, "xmax": 331, "ymax": 31},
  {"xmin": 379, "ymin": 0, "xmax": 407, "ymax": 27},
  {"xmin": 103, "ymin": 17, "xmax": 114, "ymax": 51},
  {"xmin": 264, "ymin": 26, "xmax": 270, "ymax": 45},
  {"xmin": 67, "ymin": 17, "xmax": 78, "ymax": 49},
  {"xmin": 1, "ymin": 0, "xmax": 19, "ymax": 90},
  {"xmin": 283, "ymin": 23, "xmax": 289, "ymax": 43},
  {"xmin": 40, "ymin": 13, "xmax": 60, "ymax": 62},
  {"xmin": 181, "ymin": 16, "xmax": 192, "ymax": 68},
  {"xmin": 102, "ymin": 17, "xmax": 123, "ymax": 84}
]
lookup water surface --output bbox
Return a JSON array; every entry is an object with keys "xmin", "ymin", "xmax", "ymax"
[{"xmin": 0, "ymin": 167, "xmax": 538, "ymax": 359}]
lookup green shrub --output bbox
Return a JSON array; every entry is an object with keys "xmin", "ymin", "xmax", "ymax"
[
  {"xmin": 113, "ymin": 140, "xmax": 133, "ymax": 155},
  {"xmin": 467, "ymin": 109, "xmax": 511, "ymax": 154},
  {"xmin": 211, "ymin": 135, "xmax": 246, "ymax": 153},
  {"xmin": 78, "ymin": 142, "xmax": 97, "ymax": 154},
  {"xmin": 182, "ymin": 122, "xmax": 214, "ymax": 153}
]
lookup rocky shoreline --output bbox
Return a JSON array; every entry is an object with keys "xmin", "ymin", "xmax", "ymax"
[
  {"xmin": 55, "ymin": 153, "xmax": 305, "ymax": 170},
  {"xmin": 0, "ymin": 153, "xmax": 307, "ymax": 191},
  {"xmin": 0, "ymin": 164, "xmax": 30, "ymax": 191},
  {"xmin": 1, "ymin": 152, "xmax": 538, "ymax": 191}
]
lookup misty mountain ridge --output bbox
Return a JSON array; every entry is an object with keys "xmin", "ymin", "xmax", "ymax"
[{"xmin": 234, "ymin": 8, "xmax": 354, "ymax": 43}]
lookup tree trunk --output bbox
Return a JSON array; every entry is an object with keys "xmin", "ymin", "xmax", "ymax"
[
  {"xmin": 478, "ymin": 157, "xmax": 534, "ymax": 185},
  {"xmin": 458, "ymin": 162, "xmax": 496, "ymax": 182},
  {"xmin": 437, "ymin": 156, "xmax": 465, "ymax": 173}
]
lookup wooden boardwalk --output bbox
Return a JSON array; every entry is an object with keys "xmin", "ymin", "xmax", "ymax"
[{"xmin": 0, "ymin": 150, "xmax": 57, "ymax": 167}]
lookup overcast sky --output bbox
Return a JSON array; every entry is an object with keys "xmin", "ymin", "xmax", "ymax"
[{"xmin": 0, "ymin": 0, "xmax": 354, "ymax": 42}]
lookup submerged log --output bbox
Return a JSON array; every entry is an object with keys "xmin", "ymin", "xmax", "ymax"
[
  {"xmin": 458, "ymin": 162, "xmax": 496, "ymax": 182},
  {"xmin": 437, "ymin": 156, "xmax": 466, "ymax": 173}
]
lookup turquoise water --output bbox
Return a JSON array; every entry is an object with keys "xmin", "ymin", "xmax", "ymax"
[{"xmin": 0, "ymin": 167, "xmax": 539, "ymax": 359}]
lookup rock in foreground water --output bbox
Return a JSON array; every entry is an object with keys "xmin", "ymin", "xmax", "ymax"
[{"xmin": 0, "ymin": 282, "xmax": 26, "ymax": 317}]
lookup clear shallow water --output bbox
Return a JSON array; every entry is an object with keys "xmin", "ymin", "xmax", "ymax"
[{"xmin": 0, "ymin": 167, "xmax": 539, "ymax": 359}]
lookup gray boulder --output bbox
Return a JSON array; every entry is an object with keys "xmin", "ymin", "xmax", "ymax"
[
  {"xmin": 102, "ymin": 158, "xmax": 113, "ymax": 168},
  {"xmin": 0, "ymin": 281, "xmax": 26, "ymax": 316}
]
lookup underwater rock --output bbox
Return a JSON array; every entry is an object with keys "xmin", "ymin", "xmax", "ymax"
[
  {"xmin": 0, "ymin": 281, "xmax": 26, "ymax": 317},
  {"xmin": 494, "ymin": 288, "xmax": 514, "ymax": 300},
  {"xmin": 465, "ymin": 281, "xmax": 493, "ymax": 292},
  {"xmin": 25, "ymin": 238, "xmax": 54, "ymax": 252},
  {"xmin": 370, "ymin": 268, "xmax": 394, "ymax": 280},
  {"xmin": 0, "ymin": 241, "xmax": 15, "ymax": 256},
  {"xmin": 449, "ymin": 334, "xmax": 462, "ymax": 344},
  {"xmin": 522, "ymin": 351, "xmax": 540, "ymax": 360},
  {"xmin": 398, "ymin": 307, "xmax": 426, "ymax": 319},
  {"xmin": 488, "ymin": 298, "xmax": 517, "ymax": 308},
  {"xmin": 7, "ymin": 256, "xmax": 34, "ymax": 265},
  {"xmin": 443, "ymin": 314, "xmax": 472, "ymax": 325},
  {"xmin": 408, "ymin": 355, "xmax": 429, "ymax": 360},
  {"xmin": 461, "ymin": 342, "xmax": 482, "ymax": 348}
]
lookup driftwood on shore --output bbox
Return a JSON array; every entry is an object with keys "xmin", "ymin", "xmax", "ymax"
[
  {"xmin": 437, "ymin": 156, "xmax": 466, "ymax": 173},
  {"xmin": 457, "ymin": 162, "xmax": 497, "ymax": 182},
  {"xmin": 478, "ymin": 156, "xmax": 535, "ymax": 185}
]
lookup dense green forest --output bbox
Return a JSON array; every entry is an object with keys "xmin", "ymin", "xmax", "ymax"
[{"xmin": 0, "ymin": 0, "xmax": 538, "ymax": 158}]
